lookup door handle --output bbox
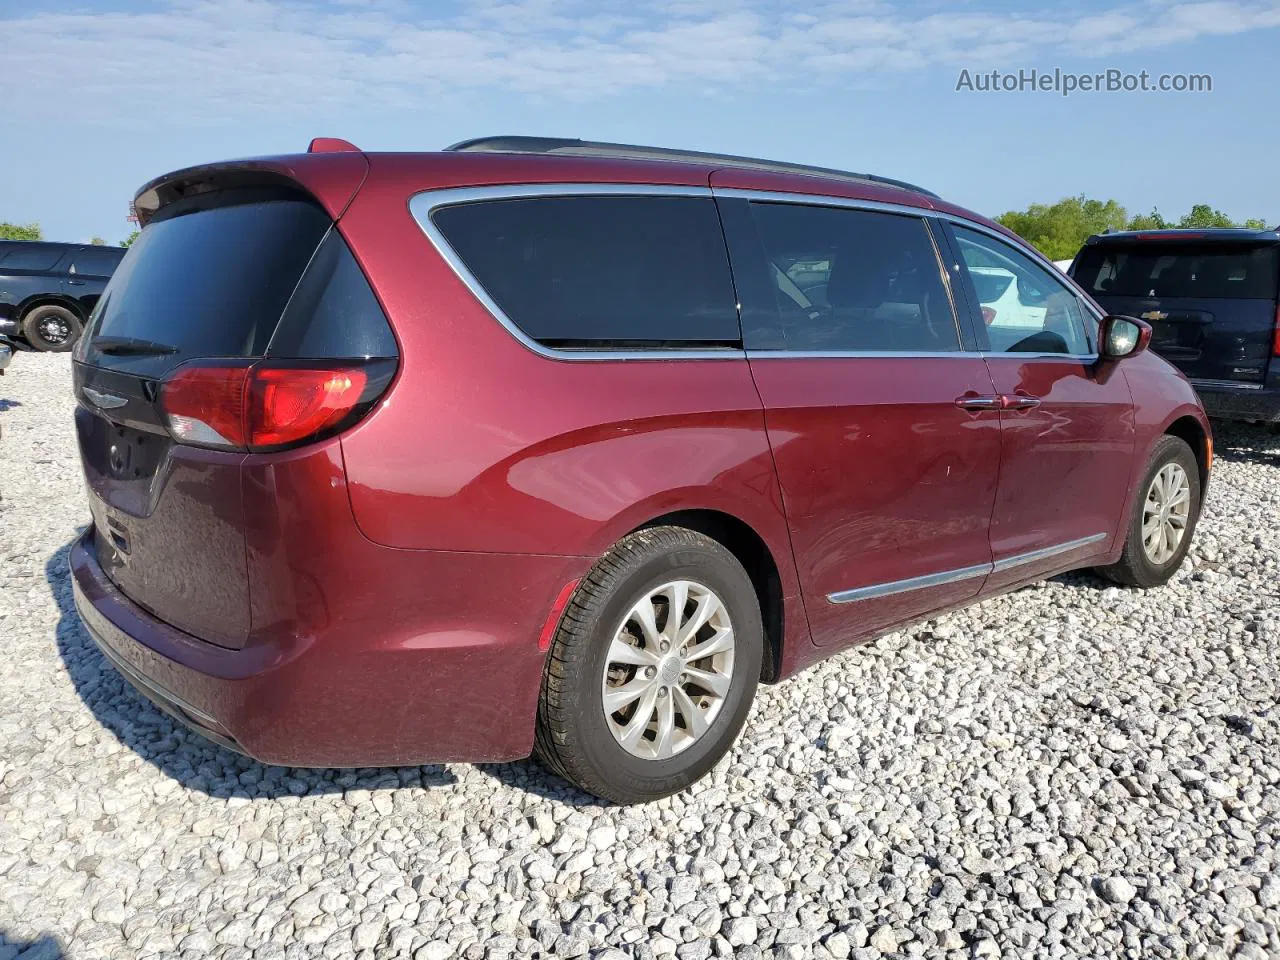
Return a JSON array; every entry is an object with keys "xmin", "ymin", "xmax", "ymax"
[
  {"xmin": 955, "ymin": 394, "xmax": 1003, "ymax": 411},
  {"xmin": 1001, "ymin": 394, "xmax": 1042, "ymax": 410},
  {"xmin": 67, "ymin": 279, "xmax": 86, "ymax": 285}
]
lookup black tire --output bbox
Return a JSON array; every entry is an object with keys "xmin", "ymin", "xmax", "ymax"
[
  {"xmin": 22, "ymin": 304, "xmax": 82, "ymax": 352},
  {"xmin": 1096, "ymin": 435, "xmax": 1202, "ymax": 588},
  {"xmin": 535, "ymin": 526, "xmax": 763, "ymax": 804}
]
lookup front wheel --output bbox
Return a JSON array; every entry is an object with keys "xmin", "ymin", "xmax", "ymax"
[
  {"xmin": 1097, "ymin": 435, "xmax": 1202, "ymax": 588},
  {"xmin": 22, "ymin": 305, "xmax": 82, "ymax": 352},
  {"xmin": 535, "ymin": 527, "xmax": 763, "ymax": 804}
]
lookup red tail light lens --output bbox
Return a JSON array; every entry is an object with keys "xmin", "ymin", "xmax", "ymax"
[
  {"xmin": 161, "ymin": 361, "xmax": 389, "ymax": 452},
  {"xmin": 162, "ymin": 364, "xmax": 251, "ymax": 448},
  {"xmin": 981, "ymin": 306, "xmax": 997, "ymax": 326},
  {"xmin": 1273, "ymin": 305, "xmax": 1280, "ymax": 357},
  {"xmin": 248, "ymin": 367, "xmax": 367, "ymax": 448}
]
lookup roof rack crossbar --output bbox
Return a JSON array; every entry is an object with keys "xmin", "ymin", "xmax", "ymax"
[{"xmin": 444, "ymin": 136, "xmax": 938, "ymax": 199}]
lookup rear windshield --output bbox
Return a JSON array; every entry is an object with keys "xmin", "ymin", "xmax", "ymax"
[
  {"xmin": 1074, "ymin": 244, "xmax": 1280, "ymax": 299},
  {"xmin": 431, "ymin": 196, "xmax": 741, "ymax": 348},
  {"xmin": 80, "ymin": 188, "xmax": 393, "ymax": 377}
]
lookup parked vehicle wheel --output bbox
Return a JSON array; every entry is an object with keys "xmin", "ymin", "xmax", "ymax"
[
  {"xmin": 1097, "ymin": 435, "xmax": 1202, "ymax": 588},
  {"xmin": 22, "ymin": 305, "xmax": 82, "ymax": 352},
  {"xmin": 535, "ymin": 526, "xmax": 763, "ymax": 804}
]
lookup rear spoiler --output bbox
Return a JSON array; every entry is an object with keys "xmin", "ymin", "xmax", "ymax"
[{"xmin": 132, "ymin": 152, "xmax": 368, "ymax": 226}]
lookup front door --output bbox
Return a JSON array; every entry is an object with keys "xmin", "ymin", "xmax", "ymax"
[
  {"xmin": 715, "ymin": 188, "xmax": 1002, "ymax": 649},
  {"xmin": 944, "ymin": 223, "xmax": 1135, "ymax": 589}
]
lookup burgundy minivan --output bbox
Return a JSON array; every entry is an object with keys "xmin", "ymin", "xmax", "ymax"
[{"xmin": 70, "ymin": 137, "xmax": 1210, "ymax": 803}]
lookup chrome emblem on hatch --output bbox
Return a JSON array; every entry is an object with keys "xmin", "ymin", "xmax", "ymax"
[
  {"xmin": 83, "ymin": 387, "xmax": 128, "ymax": 410},
  {"xmin": 1140, "ymin": 310, "xmax": 1169, "ymax": 321}
]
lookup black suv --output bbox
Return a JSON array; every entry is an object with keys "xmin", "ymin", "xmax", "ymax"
[
  {"xmin": 0, "ymin": 241, "xmax": 126, "ymax": 351},
  {"xmin": 1072, "ymin": 228, "xmax": 1280, "ymax": 424}
]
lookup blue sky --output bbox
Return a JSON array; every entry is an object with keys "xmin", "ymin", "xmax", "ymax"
[{"xmin": 3, "ymin": 0, "xmax": 1279, "ymax": 243}]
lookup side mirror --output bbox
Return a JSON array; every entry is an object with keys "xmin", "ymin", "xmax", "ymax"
[{"xmin": 1100, "ymin": 315, "xmax": 1152, "ymax": 360}]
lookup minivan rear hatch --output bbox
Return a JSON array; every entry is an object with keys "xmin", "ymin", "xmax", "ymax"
[
  {"xmin": 74, "ymin": 166, "xmax": 397, "ymax": 649},
  {"xmin": 1073, "ymin": 239, "xmax": 1280, "ymax": 384}
]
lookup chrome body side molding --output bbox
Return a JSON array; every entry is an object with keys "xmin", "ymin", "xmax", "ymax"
[{"xmin": 826, "ymin": 533, "xmax": 1108, "ymax": 604}]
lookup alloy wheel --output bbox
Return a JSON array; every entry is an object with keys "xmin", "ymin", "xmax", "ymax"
[
  {"xmin": 601, "ymin": 580, "xmax": 736, "ymax": 760},
  {"xmin": 1142, "ymin": 462, "xmax": 1191, "ymax": 565}
]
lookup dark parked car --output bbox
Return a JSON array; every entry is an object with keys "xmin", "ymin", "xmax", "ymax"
[
  {"xmin": 70, "ymin": 137, "xmax": 1210, "ymax": 803},
  {"xmin": 0, "ymin": 240, "xmax": 126, "ymax": 351},
  {"xmin": 1072, "ymin": 228, "xmax": 1280, "ymax": 424}
]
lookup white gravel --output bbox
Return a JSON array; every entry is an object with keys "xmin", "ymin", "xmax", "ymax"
[{"xmin": 1, "ymin": 353, "xmax": 1278, "ymax": 960}]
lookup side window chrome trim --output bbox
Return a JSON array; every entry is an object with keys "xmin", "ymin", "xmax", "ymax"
[
  {"xmin": 711, "ymin": 186, "xmax": 1107, "ymax": 326},
  {"xmin": 408, "ymin": 184, "xmax": 744, "ymax": 363},
  {"xmin": 827, "ymin": 532, "xmax": 1107, "ymax": 604},
  {"xmin": 711, "ymin": 187, "xmax": 934, "ymax": 221},
  {"xmin": 983, "ymin": 352, "xmax": 1100, "ymax": 362},
  {"xmin": 408, "ymin": 183, "xmax": 1105, "ymax": 362},
  {"xmin": 745, "ymin": 350, "xmax": 1098, "ymax": 360}
]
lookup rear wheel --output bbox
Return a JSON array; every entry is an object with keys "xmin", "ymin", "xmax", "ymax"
[
  {"xmin": 1097, "ymin": 435, "xmax": 1201, "ymax": 588},
  {"xmin": 535, "ymin": 526, "xmax": 762, "ymax": 804},
  {"xmin": 22, "ymin": 304, "xmax": 82, "ymax": 352}
]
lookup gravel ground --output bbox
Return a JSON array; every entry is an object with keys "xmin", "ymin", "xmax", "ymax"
[{"xmin": 1, "ymin": 353, "xmax": 1278, "ymax": 960}]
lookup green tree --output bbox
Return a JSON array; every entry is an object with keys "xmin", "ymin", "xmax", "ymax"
[
  {"xmin": 1177, "ymin": 204, "xmax": 1237, "ymax": 229},
  {"xmin": 0, "ymin": 222, "xmax": 42, "ymax": 241},
  {"xmin": 997, "ymin": 199, "xmax": 1273, "ymax": 258},
  {"xmin": 90, "ymin": 235, "xmax": 106, "ymax": 246},
  {"xmin": 120, "ymin": 229, "xmax": 140, "ymax": 248},
  {"xmin": 996, "ymin": 196, "xmax": 1128, "ymax": 261},
  {"xmin": 1125, "ymin": 209, "xmax": 1168, "ymax": 231}
]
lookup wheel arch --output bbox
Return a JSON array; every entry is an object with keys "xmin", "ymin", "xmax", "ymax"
[
  {"xmin": 1162, "ymin": 413, "xmax": 1211, "ymax": 488},
  {"xmin": 629, "ymin": 508, "xmax": 788, "ymax": 684},
  {"xmin": 19, "ymin": 294, "xmax": 86, "ymax": 322},
  {"xmin": 18, "ymin": 295, "xmax": 86, "ymax": 335}
]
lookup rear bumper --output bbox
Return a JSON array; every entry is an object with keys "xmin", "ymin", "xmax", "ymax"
[
  {"xmin": 0, "ymin": 318, "xmax": 19, "ymax": 338},
  {"xmin": 1191, "ymin": 380, "xmax": 1280, "ymax": 423},
  {"xmin": 71, "ymin": 528, "xmax": 586, "ymax": 766}
]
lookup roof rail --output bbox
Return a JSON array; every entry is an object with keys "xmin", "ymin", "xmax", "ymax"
[{"xmin": 444, "ymin": 136, "xmax": 939, "ymax": 199}]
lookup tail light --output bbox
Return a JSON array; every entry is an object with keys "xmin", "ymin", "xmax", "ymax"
[
  {"xmin": 981, "ymin": 306, "xmax": 997, "ymax": 326},
  {"xmin": 161, "ymin": 360, "xmax": 394, "ymax": 452},
  {"xmin": 1273, "ymin": 305, "xmax": 1280, "ymax": 357}
]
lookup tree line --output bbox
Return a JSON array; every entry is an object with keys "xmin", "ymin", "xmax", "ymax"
[
  {"xmin": 995, "ymin": 197, "xmax": 1272, "ymax": 261},
  {"xmin": 1, "ymin": 222, "xmax": 138, "ymax": 247}
]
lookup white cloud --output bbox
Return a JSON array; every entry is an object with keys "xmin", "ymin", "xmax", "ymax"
[{"xmin": 3, "ymin": 0, "xmax": 1278, "ymax": 121}]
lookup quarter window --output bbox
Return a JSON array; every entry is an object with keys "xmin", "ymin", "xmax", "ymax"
[
  {"xmin": 743, "ymin": 202, "xmax": 960, "ymax": 352},
  {"xmin": 0, "ymin": 244, "xmax": 63, "ymax": 271},
  {"xmin": 431, "ymin": 196, "xmax": 740, "ymax": 349},
  {"xmin": 68, "ymin": 248, "xmax": 125, "ymax": 278},
  {"xmin": 953, "ymin": 227, "xmax": 1093, "ymax": 355}
]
